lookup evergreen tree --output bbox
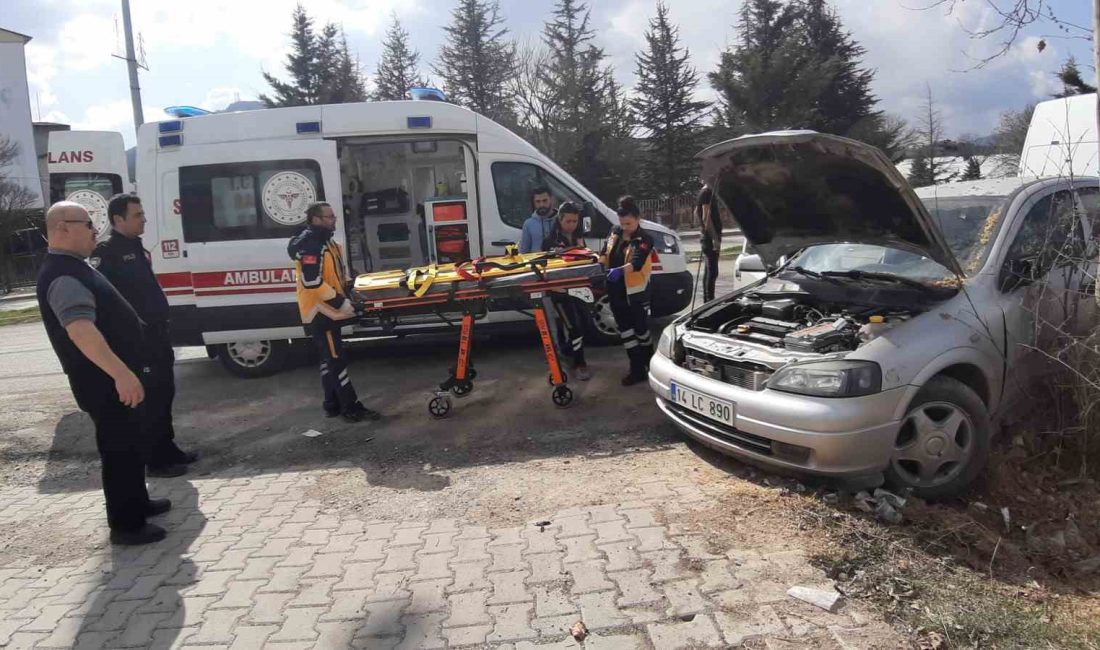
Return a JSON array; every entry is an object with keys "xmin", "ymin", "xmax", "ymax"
[
  {"xmin": 434, "ymin": 0, "xmax": 517, "ymax": 124},
  {"xmin": 910, "ymin": 84, "xmax": 953, "ymax": 187},
  {"xmin": 261, "ymin": 4, "xmax": 317, "ymax": 107},
  {"xmin": 374, "ymin": 14, "xmax": 424, "ymax": 101},
  {"xmin": 633, "ymin": 2, "xmax": 711, "ymax": 198},
  {"xmin": 1054, "ymin": 57, "xmax": 1097, "ymax": 98},
  {"xmin": 961, "ymin": 156, "xmax": 982, "ymax": 180},
  {"xmin": 328, "ymin": 33, "xmax": 368, "ymax": 103},
  {"xmin": 907, "ymin": 151, "xmax": 934, "ymax": 188},
  {"xmin": 796, "ymin": 0, "xmax": 877, "ymax": 134}
]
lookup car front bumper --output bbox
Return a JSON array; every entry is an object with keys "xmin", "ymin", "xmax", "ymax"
[{"xmin": 648, "ymin": 352, "xmax": 913, "ymax": 477}]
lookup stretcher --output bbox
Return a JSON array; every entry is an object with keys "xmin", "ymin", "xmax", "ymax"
[{"xmin": 351, "ymin": 244, "xmax": 605, "ymax": 418}]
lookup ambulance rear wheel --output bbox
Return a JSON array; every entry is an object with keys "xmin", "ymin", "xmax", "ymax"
[
  {"xmin": 586, "ymin": 295, "xmax": 620, "ymax": 345},
  {"xmin": 217, "ymin": 340, "xmax": 290, "ymax": 379},
  {"xmin": 552, "ymin": 385, "xmax": 574, "ymax": 408},
  {"xmin": 428, "ymin": 395, "xmax": 453, "ymax": 419}
]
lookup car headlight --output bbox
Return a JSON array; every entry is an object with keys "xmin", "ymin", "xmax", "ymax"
[
  {"xmin": 657, "ymin": 319, "xmax": 685, "ymax": 358},
  {"xmin": 768, "ymin": 360, "xmax": 881, "ymax": 397},
  {"xmin": 660, "ymin": 233, "xmax": 680, "ymax": 254}
]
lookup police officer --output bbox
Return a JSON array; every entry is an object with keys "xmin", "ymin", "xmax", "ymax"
[
  {"xmin": 37, "ymin": 202, "xmax": 170, "ymax": 546},
  {"xmin": 94, "ymin": 193, "xmax": 196, "ymax": 477},
  {"xmin": 541, "ymin": 201, "xmax": 591, "ymax": 381},
  {"xmin": 288, "ymin": 201, "xmax": 379, "ymax": 422},
  {"xmin": 600, "ymin": 196, "xmax": 656, "ymax": 386}
]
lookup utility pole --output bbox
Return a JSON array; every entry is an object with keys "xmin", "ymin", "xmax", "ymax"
[
  {"xmin": 1094, "ymin": 0, "xmax": 1098, "ymax": 174},
  {"xmin": 120, "ymin": 0, "xmax": 144, "ymax": 129}
]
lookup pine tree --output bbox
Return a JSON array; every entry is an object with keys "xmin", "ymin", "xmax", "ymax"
[
  {"xmin": 911, "ymin": 84, "xmax": 953, "ymax": 187},
  {"xmin": 961, "ymin": 156, "xmax": 982, "ymax": 180},
  {"xmin": 796, "ymin": 0, "xmax": 877, "ymax": 134},
  {"xmin": 329, "ymin": 33, "xmax": 368, "ymax": 103},
  {"xmin": 261, "ymin": 4, "xmax": 317, "ymax": 107},
  {"xmin": 633, "ymin": 2, "xmax": 711, "ymax": 198},
  {"xmin": 1054, "ymin": 57, "xmax": 1097, "ymax": 98},
  {"xmin": 907, "ymin": 151, "xmax": 934, "ymax": 188},
  {"xmin": 374, "ymin": 14, "xmax": 424, "ymax": 101},
  {"xmin": 434, "ymin": 0, "xmax": 516, "ymax": 124}
]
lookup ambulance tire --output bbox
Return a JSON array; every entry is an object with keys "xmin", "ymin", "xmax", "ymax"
[
  {"xmin": 584, "ymin": 295, "xmax": 620, "ymax": 346},
  {"xmin": 217, "ymin": 340, "xmax": 291, "ymax": 379}
]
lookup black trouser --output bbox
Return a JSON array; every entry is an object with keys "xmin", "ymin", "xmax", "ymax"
[
  {"xmin": 310, "ymin": 315, "xmax": 360, "ymax": 414},
  {"xmin": 608, "ymin": 282, "xmax": 651, "ymax": 377},
  {"xmin": 551, "ymin": 293, "xmax": 586, "ymax": 366},
  {"xmin": 701, "ymin": 241, "xmax": 720, "ymax": 302},
  {"xmin": 144, "ymin": 323, "xmax": 181, "ymax": 467},
  {"xmin": 73, "ymin": 382, "xmax": 151, "ymax": 532}
]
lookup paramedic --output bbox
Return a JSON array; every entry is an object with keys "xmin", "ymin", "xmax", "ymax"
[
  {"xmin": 94, "ymin": 193, "xmax": 197, "ymax": 478},
  {"xmin": 36, "ymin": 202, "xmax": 170, "ymax": 546},
  {"xmin": 288, "ymin": 202, "xmax": 380, "ymax": 423},
  {"xmin": 696, "ymin": 183, "xmax": 723, "ymax": 302},
  {"xmin": 541, "ymin": 201, "xmax": 591, "ymax": 381},
  {"xmin": 600, "ymin": 196, "xmax": 656, "ymax": 386},
  {"xmin": 519, "ymin": 187, "xmax": 556, "ymax": 253}
]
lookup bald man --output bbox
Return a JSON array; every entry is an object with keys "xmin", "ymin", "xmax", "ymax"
[{"xmin": 36, "ymin": 202, "xmax": 169, "ymax": 546}]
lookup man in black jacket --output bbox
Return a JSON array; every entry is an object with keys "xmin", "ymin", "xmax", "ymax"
[
  {"xmin": 93, "ymin": 193, "xmax": 196, "ymax": 477},
  {"xmin": 37, "ymin": 202, "xmax": 170, "ymax": 546}
]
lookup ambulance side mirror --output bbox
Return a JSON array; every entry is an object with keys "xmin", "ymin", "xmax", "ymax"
[{"xmin": 582, "ymin": 201, "xmax": 596, "ymax": 233}]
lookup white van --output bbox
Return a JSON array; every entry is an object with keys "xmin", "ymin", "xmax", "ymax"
[
  {"xmin": 1019, "ymin": 93, "xmax": 1097, "ymax": 178},
  {"xmin": 46, "ymin": 130, "xmax": 133, "ymax": 238},
  {"xmin": 133, "ymin": 100, "xmax": 693, "ymax": 377}
]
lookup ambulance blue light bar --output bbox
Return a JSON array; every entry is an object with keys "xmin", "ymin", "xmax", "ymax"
[
  {"xmin": 163, "ymin": 106, "xmax": 211, "ymax": 118},
  {"xmin": 296, "ymin": 121, "xmax": 322, "ymax": 134},
  {"xmin": 159, "ymin": 120, "xmax": 183, "ymax": 134},
  {"xmin": 407, "ymin": 116, "xmax": 432, "ymax": 129},
  {"xmin": 408, "ymin": 88, "xmax": 446, "ymax": 102},
  {"xmin": 159, "ymin": 134, "xmax": 183, "ymax": 147}
]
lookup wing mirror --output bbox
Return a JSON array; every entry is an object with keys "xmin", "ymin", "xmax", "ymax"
[
  {"xmin": 999, "ymin": 258, "xmax": 1034, "ymax": 292},
  {"xmin": 582, "ymin": 201, "xmax": 596, "ymax": 233},
  {"xmin": 737, "ymin": 254, "xmax": 766, "ymax": 273}
]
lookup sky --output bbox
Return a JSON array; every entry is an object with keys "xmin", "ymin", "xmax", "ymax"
[{"xmin": 3, "ymin": 0, "xmax": 1095, "ymax": 148}]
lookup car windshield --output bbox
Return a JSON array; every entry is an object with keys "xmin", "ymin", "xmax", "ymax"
[
  {"xmin": 786, "ymin": 243, "xmax": 955, "ymax": 285},
  {"xmin": 921, "ymin": 195, "xmax": 1009, "ymax": 276}
]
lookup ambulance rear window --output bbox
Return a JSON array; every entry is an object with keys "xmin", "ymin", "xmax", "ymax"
[{"xmin": 180, "ymin": 159, "xmax": 325, "ymax": 243}]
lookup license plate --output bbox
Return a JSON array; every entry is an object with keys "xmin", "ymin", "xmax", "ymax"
[{"xmin": 671, "ymin": 382, "xmax": 735, "ymax": 426}]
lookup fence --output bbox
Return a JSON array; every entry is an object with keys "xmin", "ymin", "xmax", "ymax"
[{"xmin": 635, "ymin": 195, "xmax": 738, "ymax": 232}]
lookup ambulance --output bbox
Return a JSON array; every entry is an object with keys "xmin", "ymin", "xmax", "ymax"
[
  {"xmin": 1019, "ymin": 93, "xmax": 1097, "ymax": 178},
  {"xmin": 133, "ymin": 99, "xmax": 693, "ymax": 377},
  {"xmin": 46, "ymin": 130, "xmax": 133, "ymax": 238}
]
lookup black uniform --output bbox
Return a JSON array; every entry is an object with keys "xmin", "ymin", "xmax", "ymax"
[
  {"xmin": 93, "ymin": 231, "xmax": 186, "ymax": 468},
  {"xmin": 606, "ymin": 225, "xmax": 656, "ymax": 380},
  {"xmin": 541, "ymin": 226, "xmax": 588, "ymax": 368},
  {"xmin": 37, "ymin": 251, "xmax": 152, "ymax": 532},
  {"xmin": 697, "ymin": 185, "xmax": 722, "ymax": 302}
]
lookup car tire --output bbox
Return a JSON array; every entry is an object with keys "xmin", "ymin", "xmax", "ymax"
[
  {"xmin": 216, "ymin": 339, "xmax": 290, "ymax": 379},
  {"xmin": 584, "ymin": 294, "xmax": 621, "ymax": 346},
  {"xmin": 885, "ymin": 376, "xmax": 991, "ymax": 500}
]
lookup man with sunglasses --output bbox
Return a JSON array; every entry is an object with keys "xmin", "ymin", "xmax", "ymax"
[{"xmin": 36, "ymin": 202, "xmax": 170, "ymax": 546}]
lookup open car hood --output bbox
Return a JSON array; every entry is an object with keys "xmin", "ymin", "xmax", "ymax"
[{"xmin": 699, "ymin": 131, "xmax": 962, "ymax": 275}]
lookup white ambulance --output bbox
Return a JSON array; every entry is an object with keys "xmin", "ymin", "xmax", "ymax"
[
  {"xmin": 1019, "ymin": 93, "xmax": 1097, "ymax": 178},
  {"xmin": 133, "ymin": 100, "xmax": 693, "ymax": 377},
  {"xmin": 46, "ymin": 130, "xmax": 133, "ymax": 238}
]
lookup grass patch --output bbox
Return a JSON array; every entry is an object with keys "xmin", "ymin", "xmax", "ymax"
[{"xmin": 0, "ymin": 306, "xmax": 41, "ymax": 326}]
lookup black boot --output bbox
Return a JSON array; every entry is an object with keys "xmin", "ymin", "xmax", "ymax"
[{"xmin": 621, "ymin": 347, "xmax": 648, "ymax": 386}]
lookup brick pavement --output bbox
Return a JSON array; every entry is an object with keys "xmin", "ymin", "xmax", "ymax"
[{"xmin": 0, "ymin": 471, "xmax": 897, "ymax": 649}]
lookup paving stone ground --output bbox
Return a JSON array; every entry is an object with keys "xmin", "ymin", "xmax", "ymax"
[{"xmin": 0, "ymin": 471, "xmax": 898, "ymax": 649}]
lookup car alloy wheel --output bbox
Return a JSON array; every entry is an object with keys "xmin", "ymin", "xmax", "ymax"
[{"xmin": 892, "ymin": 400, "xmax": 976, "ymax": 489}]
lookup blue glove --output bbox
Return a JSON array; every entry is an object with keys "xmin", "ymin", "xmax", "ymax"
[{"xmin": 607, "ymin": 267, "xmax": 624, "ymax": 283}]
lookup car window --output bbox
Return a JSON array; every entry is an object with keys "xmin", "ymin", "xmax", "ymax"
[
  {"xmin": 791, "ymin": 243, "xmax": 954, "ymax": 283},
  {"xmin": 921, "ymin": 196, "xmax": 1008, "ymax": 277},
  {"xmin": 1077, "ymin": 187, "xmax": 1099, "ymax": 242},
  {"xmin": 490, "ymin": 162, "xmax": 587, "ymax": 230},
  {"xmin": 1005, "ymin": 190, "xmax": 1086, "ymax": 278}
]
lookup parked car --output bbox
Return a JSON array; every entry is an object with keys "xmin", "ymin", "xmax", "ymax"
[{"xmin": 650, "ymin": 130, "xmax": 1099, "ymax": 498}]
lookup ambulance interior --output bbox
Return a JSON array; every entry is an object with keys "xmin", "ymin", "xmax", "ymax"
[{"xmin": 338, "ymin": 140, "xmax": 472, "ymax": 274}]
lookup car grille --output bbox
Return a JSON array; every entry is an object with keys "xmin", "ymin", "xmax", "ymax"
[
  {"xmin": 666, "ymin": 403, "xmax": 773, "ymax": 456},
  {"xmin": 684, "ymin": 351, "xmax": 772, "ymax": 391}
]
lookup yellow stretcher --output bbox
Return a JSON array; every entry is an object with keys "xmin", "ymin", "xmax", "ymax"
[{"xmin": 350, "ymin": 245, "xmax": 606, "ymax": 417}]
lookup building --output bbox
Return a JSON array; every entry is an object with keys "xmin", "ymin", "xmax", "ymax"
[{"xmin": 0, "ymin": 27, "xmax": 45, "ymax": 208}]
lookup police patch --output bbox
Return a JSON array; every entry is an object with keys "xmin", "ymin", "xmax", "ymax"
[{"xmin": 89, "ymin": 257, "xmax": 101, "ymax": 269}]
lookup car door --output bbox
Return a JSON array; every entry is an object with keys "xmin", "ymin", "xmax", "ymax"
[{"xmin": 995, "ymin": 188, "xmax": 1090, "ymax": 395}]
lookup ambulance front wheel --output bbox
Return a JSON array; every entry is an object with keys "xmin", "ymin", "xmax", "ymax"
[
  {"xmin": 551, "ymin": 385, "xmax": 573, "ymax": 408},
  {"xmin": 428, "ymin": 395, "xmax": 453, "ymax": 419},
  {"xmin": 217, "ymin": 340, "xmax": 290, "ymax": 379}
]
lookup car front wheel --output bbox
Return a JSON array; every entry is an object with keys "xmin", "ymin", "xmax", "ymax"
[{"xmin": 885, "ymin": 376, "xmax": 991, "ymax": 499}]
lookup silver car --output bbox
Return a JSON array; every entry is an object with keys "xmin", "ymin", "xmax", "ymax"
[{"xmin": 650, "ymin": 131, "xmax": 1099, "ymax": 498}]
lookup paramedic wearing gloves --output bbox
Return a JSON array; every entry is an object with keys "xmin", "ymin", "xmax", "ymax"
[
  {"xmin": 519, "ymin": 187, "xmax": 556, "ymax": 253},
  {"xmin": 541, "ymin": 201, "xmax": 591, "ymax": 381},
  {"xmin": 36, "ymin": 202, "xmax": 170, "ymax": 546},
  {"xmin": 600, "ymin": 196, "xmax": 656, "ymax": 386},
  {"xmin": 288, "ymin": 202, "xmax": 380, "ymax": 423},
  {"xmin": 94, "ymin": 193, "xmax": 197, "ymax": 478}
]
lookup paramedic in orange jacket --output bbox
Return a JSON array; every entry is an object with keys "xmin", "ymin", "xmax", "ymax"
[
  {"xmin": 600, "ymin": 196, "xmax": 656, "ymax": 386},
  {"xmin": 287, "ymin": 202, "xmax": 379, "ymax": 423}
]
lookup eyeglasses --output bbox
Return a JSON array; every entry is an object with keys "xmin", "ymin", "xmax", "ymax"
[{"xmin": 63, "ymin": 220, "xmax": 95, "ymax": 230}]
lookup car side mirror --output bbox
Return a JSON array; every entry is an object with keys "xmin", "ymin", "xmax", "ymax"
[
  {"xmin": 999, "ymin": 258, "xmax": 1034, "ymax": 292},
  {"xmin": 738, "ymin": 254, "xmax": 766, "ymax": 273}
]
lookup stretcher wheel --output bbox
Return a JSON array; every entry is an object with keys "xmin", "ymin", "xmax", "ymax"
[
  {"xmin": 548, "ymin": 371, "xmax": 568, "ymax": 386},
  {"xmin": 551, "ymin": 385, "xmax": 574, "ymax": 408},
  {"xmin": 428, "ymin": 395, "xmax": 453, "ymax": 419},
  {"xmin": 451, "ymin": 380, "xmax": 474, "ymax": 398}
]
